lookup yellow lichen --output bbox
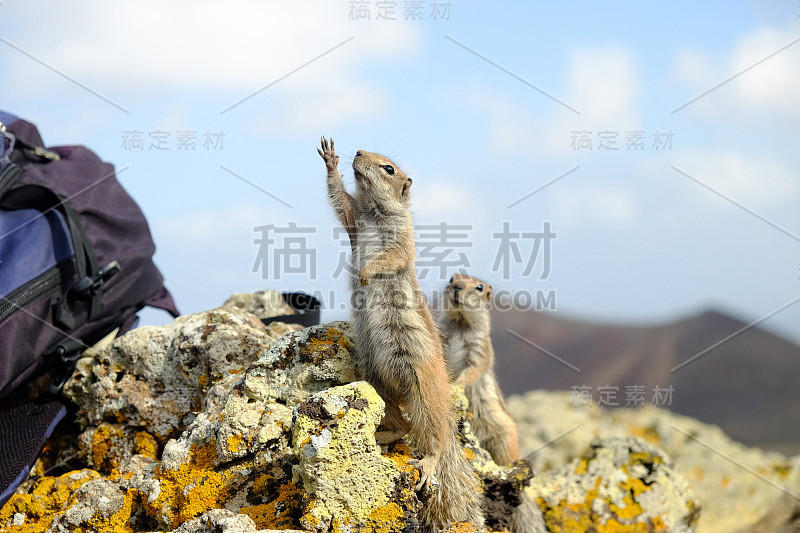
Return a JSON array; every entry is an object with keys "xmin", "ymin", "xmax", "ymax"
[
  {"xmin": 142, "ymin": 439, "xmax": 231, "ymax": 529},
  {"xmin": 0, "ymin": 470, "xmax": 100, "ymax": 532},
  {"xmin": 133, "ymin": 431, "xmax": 158, "ymax": 459},
  {"xmin": 365, "ymin": 502, "xmax": 405, "ymax": 532},
  {"xmin": 537, "ymin": 472, "xmax": 669, "ymax": 533},
  {"xmin": 75, "ymin": 488, "xmax": 137, "ymax": 533},
  {"xmin": 627, "ymin": 452, "xmax": 662, "ymax": 468},
  {"xmin": 90, "ymin": 423, "xmax": 125, "ymax": 471},
  {"xmin": 226, "ymin": 433, "xmax": 245, "ymax": 453},
  {"xmin": 240, "ymin": 480, "xmax": 305, "ymax": 529}
]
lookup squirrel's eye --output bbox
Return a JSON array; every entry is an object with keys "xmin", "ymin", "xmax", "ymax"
[
  {"xmin": 382, "ymin": 165, "xmax": 395, "ymax": 175},
  {"xmin": 476, "ymin": 284, "xmax": 484, "ymax": 292},
  {"xmin": 449, "ymin": 276, "xmax": 454, "ymax": 284}
]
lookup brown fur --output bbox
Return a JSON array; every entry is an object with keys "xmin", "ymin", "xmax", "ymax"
[
  {"xmin": 319, "ymin": 138, "xmax": 485, "ymax": 532},
  {"xmin": 441, "ymin": 274, "xmax": 520, "ymax": 465},
  {"xmin": 441, "ymin": 275, "xmax": 547, "ymax": 533}
]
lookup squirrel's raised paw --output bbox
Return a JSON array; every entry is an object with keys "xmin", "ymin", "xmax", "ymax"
[{"xmin": 318, "ymin": 136, "xmax": 339, "ymax": 171}]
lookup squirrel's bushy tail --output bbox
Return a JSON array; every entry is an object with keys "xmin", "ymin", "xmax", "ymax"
[{"xmin": 418, "ymin": 436, "xmax": 485, "ymax": 533}]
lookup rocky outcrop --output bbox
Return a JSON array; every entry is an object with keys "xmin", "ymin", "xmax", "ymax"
[
  {"xmin": 509, "ymin": 390, "xmax": 800, "ymax": 533},
  {"xmin": 534, "ymin": 437, "xmax": 699, "ymax": 531},
  {"xmin": 0, "ymin": 293, "xmax": 713, "ymax": 532},
  {"xmin": 1, "ymin": 298, "xmax": 537, "ymax": 532}
]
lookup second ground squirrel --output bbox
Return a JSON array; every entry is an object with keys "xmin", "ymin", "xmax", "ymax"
[
  {"xmin": 440, "ymin": 274, "xmax": 520, "ymax": 465},
  {"xmin": 441, "ymin": 274, "xmax": 547, "ymax": 532},
  {"xmin": 318, "ymin": 138, "xmax": 485, "ymax": 532}
]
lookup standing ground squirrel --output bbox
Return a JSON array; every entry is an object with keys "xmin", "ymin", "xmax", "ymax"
[
  {"xmin": 441, "ymin": 274, "xmax": 520, "ymax": 465},
  {"xmin": 318, "ymin": 138, "xmax": 485, "ymax": 532},
  {"xmin": 441, "ymin": 274, "xmax": 547, "ymax": 533}
]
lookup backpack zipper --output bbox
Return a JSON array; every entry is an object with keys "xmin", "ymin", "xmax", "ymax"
[
  {"xmin": 0, "ymin": 265, "xmax": 64, "ymax": 323},
  {"xmin": 0, "ymin": 162, "xmax": 22, "ymax": 198}
]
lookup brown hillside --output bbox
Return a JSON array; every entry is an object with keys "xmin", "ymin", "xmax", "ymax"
[{"xmin": 490, "ymin": 308, "xmax": 800, "ymax": 455}]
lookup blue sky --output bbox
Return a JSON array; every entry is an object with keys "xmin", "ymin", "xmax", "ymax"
[{"xmin": 2, "ymin": 1, "xmax": 798, "ymax": 340}]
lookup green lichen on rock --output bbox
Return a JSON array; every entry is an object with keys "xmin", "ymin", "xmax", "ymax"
[{"xmin": 291, "ymin": 382, "xmax": 421, "ymax": 532}]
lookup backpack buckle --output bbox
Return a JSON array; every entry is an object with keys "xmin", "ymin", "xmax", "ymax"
[{"xmin": 74, "ymin": 261, "xmax": 120, "ymax": 298}]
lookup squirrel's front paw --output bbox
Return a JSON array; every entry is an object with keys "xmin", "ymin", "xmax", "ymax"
[{"xmin": 317, "ymin": 136, "xmax": 339, "ymax": 172}]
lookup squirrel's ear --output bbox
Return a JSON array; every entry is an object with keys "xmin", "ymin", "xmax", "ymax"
[
  {"xmin": 485, "ymin": 285, "xmax": 492, "ymax": 300},
  {"xmin": 401, "ymin": 177, "xmax": 412, "ymax": 199}
]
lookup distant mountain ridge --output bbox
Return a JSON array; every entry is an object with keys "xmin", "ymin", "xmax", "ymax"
[{"xmin": 490, "ymin": 307, "xmax": 800, "ymax": 455}]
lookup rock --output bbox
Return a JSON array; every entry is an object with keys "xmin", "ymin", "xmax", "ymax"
[
  {"xmin": 4, "ymin": 310, "xmax": 517, "ymax": 532},
  {"xmin": 171, "ymin": 509, "xmax": 305, "ymax": 533},
  {"xmin": 222, "ymin": 290, "xmax": 296, "ymax": 320},
  {"xmin": 291, "ymin": 382, "xmax": 421, "ymax": 532},
  {"xmin": 3, "ymin": 299, "xmax": 742, "ymax": 532},
  {"xmin": 48, "ymin": 478, "xmax": 135, "ymax": 533},
  {"xmin": 452, "ymin": 386, "xmax": 540, "ymax": 532},
  {"xmin": 63, "ymin": 306, "xmax": 299, "ymax": 446},
  {"xmin": 0, "ymin": 469, "xmax": 101, "ymax": 529},
  {"xmin": 533, "ymin": 437, "xmax": 699, "ymax": 531},
  {"xmin": 509, "ymin": 390, "xmax": 799, "ymax": 533},
  {"xmin": 112, "ymin": 320, "xmax": 361, "ymax": 532}
]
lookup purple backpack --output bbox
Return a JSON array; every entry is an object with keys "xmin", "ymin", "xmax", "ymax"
[{"xmin": 0, "ymin": 111, "xmax": 179, "ymax": 505}]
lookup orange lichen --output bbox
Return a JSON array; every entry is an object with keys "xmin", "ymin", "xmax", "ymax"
[
  {"xmin": 537, "ymin": 474, "xmax": 671, "ymax": 533},
  {"xmin": 302, "ymin": 328, "xmax": 353, "ymax": 360},
  {"xmin": 133, "ymin": 431, "xmax": 158, "ymax": 460},
  {"xmin": 363, "ymin": 502, "xmax": 405, "ymax": 532},
  {"xmin": 226, "ymin": 433, "xmax": 245, "ymax": 453},
  {"xmin": 0, "ymin": 470, "xmax": 100, "ymax": 532},
  {"xmin": 142, "ymin": 439, "xmax": 231, "ymax": 529},
  {"xmin": 198, "ymin": 374, "xmax": 209, "ymax": 392},
  {"xmin": 240, "ymin": 480, "xmax": 305, "ymax": 529},
  {"xmin": 90, "ymin": 423, "xmax": 124, "ymax": 471}
]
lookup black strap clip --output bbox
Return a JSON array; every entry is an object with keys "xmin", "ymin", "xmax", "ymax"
[
  {"xmin": 47, "ymin": 341, "xmax": 85, "ymax": 395},
  {"xmin": 74, "ymin": 261, "xmax": 120, "ymax": 299}
]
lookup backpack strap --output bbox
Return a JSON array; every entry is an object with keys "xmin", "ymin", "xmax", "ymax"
[
  {"xmin": 0, "ymin": 397, "xmax": 67, "ymax": 507},
  {"xmin": 0, "ymin": 183, "xmax": 111, "ymax": 324}
]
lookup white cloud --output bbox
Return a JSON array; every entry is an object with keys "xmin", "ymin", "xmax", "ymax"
[
  {"xmin": 730, "ymin": 28, "xmax": 800, "ymax": 114},
  {"xmin": 672, "ymin": 26, "xmax": 800, "ymax": 118},
  {"xmin": 467, "ymin": 46, "xmax": 641, "ymax": 156},
  {"xmin": 3, "ymin": 1, "xmax": 419, "ymax": 89},
  {"xmin": 1, "ymin": 1, "xmax": 422, "ymax": 134},
  {"xmin": 673, "ymin": 149, "xmax": 799, "ymax": 211}
]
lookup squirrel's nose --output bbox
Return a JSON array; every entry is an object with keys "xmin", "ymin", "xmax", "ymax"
[{"xmin": 355, "ymin": 151, "xmax": 363, "ymax": 158}]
